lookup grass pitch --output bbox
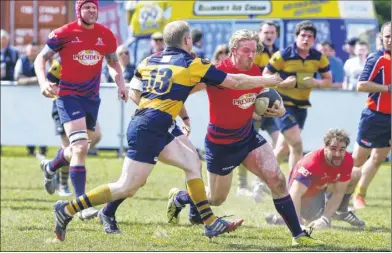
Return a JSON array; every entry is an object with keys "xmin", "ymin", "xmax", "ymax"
[{"xmin": 1, "ymin": 147, "xmax": 390, "ymax": 251}]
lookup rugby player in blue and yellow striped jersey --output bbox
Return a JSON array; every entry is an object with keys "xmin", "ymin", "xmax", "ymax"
[
  {"xmin": 51, "ymin": 20, "xmax": 288, "ymax": 241},
  {"xmin": 263, "ymin": 20, "xmax": 332, "ymax": 173}
]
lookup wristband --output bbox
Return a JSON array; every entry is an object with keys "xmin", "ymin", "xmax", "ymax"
[{"xmin": 182, "ymin": 116, "xmax": 190, "ymax": 121}]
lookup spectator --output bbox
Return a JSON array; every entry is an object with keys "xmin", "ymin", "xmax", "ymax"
[
  {"xmin": 14, "ymin": 42, "xmax": 39, "ymax": 85},
  {"xmin": 316, "ymin": 41, "xmax": 345, "ymax": 88},
  {"xmin": 343, "ymin": 37, "xmax": 359, "ymax": 59},
  {"xmin": 343, "ymin": 41, "xmax": 369, "ymax": 90},
  {"xmin": 141, "ymin": 31, "xmax": 165, "ymax": 61},
  {"xmin": 1, "ymin": 29, "xmax": 19, "ymax": 81},
  {"xmin": 14, "ymin": 42, "xmax": 47, "ymax": 158},
  {"xmin": 103, "ymin": 45, "xmax": 135, "ymax": 83},
  {"xmin": 211, "ymin": 44, "xmax": 229, "ymax": 65},
  {"xmin": 191, "ymin": 28, "xmax": 205, "ymax": 58}
]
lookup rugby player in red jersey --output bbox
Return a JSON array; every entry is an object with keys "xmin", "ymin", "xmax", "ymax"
[
  {"xmin": 34, "ymin": 0, "xmax": 128, "ymax": 219},
  {"xmin": 353, "ymin": 21, "xmax": 391, "ymax": 209},
  {"xmin": 266, "ymin": 129, "xmax": 365, "ymax": 229},
  {"xmin": 167, "ymin": 29, "xmax": 324, "ymax": 247}
]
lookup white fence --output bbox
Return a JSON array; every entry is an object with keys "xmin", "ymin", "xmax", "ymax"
[{"xmin": 1, "ymin": 83, "xmax": 368, "ymax": 152}]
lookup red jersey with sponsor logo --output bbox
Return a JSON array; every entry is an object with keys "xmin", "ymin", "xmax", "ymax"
[
  {"xmin": 289, "ymin": 149, "xmax": 353, "ymax": 199},
  {"xmin": 358, "ymin": 50, "xmax": 391, "ymax": 114},
  {"xmin": 46, "ymin": 21, "xmax": 117, "ymax": 97},
  {"xmin": 206, "ymin": 57, "xmax": 263, "ymax": 144}
]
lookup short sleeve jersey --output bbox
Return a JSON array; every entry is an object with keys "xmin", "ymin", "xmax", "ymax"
[
  {"xmin": 358, "ymin": 50, "xmax": 391, "ymax": 114},
  {"xmin": 133, "ymin": 47, "xmax": 227, "ymax": 130},
  {"xmin": 206, "ymin": 57, "xmax": 263, "ymax": 144},
  {"xmin": 46, "ymin": 21, "xmax": 117, "ymax": 97},
  {"xmin": 266, "ymin": 43, "xmax": 330, "ymax": 108},
  {"xmin": 289, "ymin": 149, "xmax": 353, "ymax": 198}
]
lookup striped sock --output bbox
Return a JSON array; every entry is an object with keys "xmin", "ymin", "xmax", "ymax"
[
  {"xmin": 103, "ymin": 198, "xmax": 126, "ymax": 217},
  {"xmin": 273, "ymin": 195, "xmax": 303, "ymax": 238},
  {"xmin": 66, "ymin": 184, "xmax": 112, "ymax": 215},
  {"xmin": 70, "ymin": 166, "xmax": 86, "ymax": 197},
  {"xmin": 187, "ymin": 178, "xmax": 216, "ymax": 226},
  {"xmin": 48, "ymin": 148, "xmax": 69, "ymax": 173},
  {"xmin": 59, "ymin": 166, "xmax": 69, "ymax": 187}
]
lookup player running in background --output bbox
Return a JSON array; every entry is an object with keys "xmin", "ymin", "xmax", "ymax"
[
  {"xmin": 49, "ymin": 20, "xmax": 286, "ymax": 241},
  {"xmin": 46, "ymin": 57, "xmax": 102, "ymax": 197},
  {"xmin": 167, "ymin": 29, "xmax": 324, "ymax": 247},
  {"xmin": 96, "ymin": 72, "xmax": 193, "ymax": 234},
  {"xmin": 263, "ymin": 20, "xmax": 332, "ymax": 173},
  {"xmin": 35, "ymin": 0, "xmax": 128, "ymax": 219},
  {"xmin": 237, "ymin": 21, "xmax": 282, "ymax": 202},
  {"xmin": 352, "ymin": 21, "xmax": 391, "ymax": 209},
  {"xmin": 266, "ymin": 129, "xmax": 365, "ymax": 229}
]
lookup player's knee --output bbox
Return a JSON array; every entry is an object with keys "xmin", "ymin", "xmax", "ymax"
[
  {"xmin": 209, "ymin": 196, "xmax": 226, "ymax": 206},
  {"xmin": 370, "ymin": 152, "xmax": 386, "ymax": 166},
  {"xmin": 289, "ymin": 140, "xmax": 303, "ymax": 154},
  {"xmin": 266, "ymin": 171, "xmax": 287, "ymax": 195},
  {"xmin": 69, "ymin": 130, "xmax": 89, "ymax": 157},
  {"xmin": 350, "ymin": 167, "xmax": 362, "ymax": 183}
]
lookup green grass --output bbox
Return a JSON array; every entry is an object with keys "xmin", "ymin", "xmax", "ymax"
[{"xmin": 1, "ymin": 146, "xmax": 391, "ymax": 251}]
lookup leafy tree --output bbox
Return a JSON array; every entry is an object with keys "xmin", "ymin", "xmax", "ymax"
[{"xmin": 374, "ymin": 0, "xmax": 391, "ymax": 28}]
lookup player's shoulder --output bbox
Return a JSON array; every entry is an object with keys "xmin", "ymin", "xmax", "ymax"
[
  {"xmin": 301, "ymin": 150, "xmax": 323, "ymax": 169},
  {"xmin": 95, "ymin": 22, "xmax": 113, "ymax": 34},
  {"xmin": 51, "ymin": 21, "xmax": 77, "ymax": 36},
  {"xmin": 309, "ymin": 47, "xmax": 323, "ymax": 59},
  {"xmin": 367, "ymin": 50, "xmax": 384, "ymax": 62}
]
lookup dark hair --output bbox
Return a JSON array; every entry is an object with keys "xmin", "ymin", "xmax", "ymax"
[
  {"xmin": 356, "ymin": 40, "xmax": 369, "ymax": 48},
  {"xmin": 381, "ymin": 21, "xmax": 391, "ymax": 36},
  {"xmin": 260, "ymin": 21, "xmax": 277, "ymax": 30},
  {"xmin": 320, "ymin": 40, "xmax": 334, "ymax": 50},
  {"xmin": 295, "ymin": 20, "xmax": 317, "ymax": 38}
]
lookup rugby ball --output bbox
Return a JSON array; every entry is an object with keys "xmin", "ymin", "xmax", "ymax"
[{"xmin": 254, "ymin": 88, "xmax": 282, "ymax": 116}]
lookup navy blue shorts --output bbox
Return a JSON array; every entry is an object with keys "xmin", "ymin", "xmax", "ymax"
[
  {"xmin": 127, "ymin": 116, "xmax": 175, "ymax": 164},
  {"xmin": 205, "ymin": 130, "xmax": 267, "ymax": 176},
  {"xmin": 356, "ymin": 108, "xmax": 391, "ymax": 148},
  {"xmin": 274, "ymin": 106, "xmax": 307, "ymax": 133},
  {"xmin": 51, "ymin": 100, "xmax": 65, "ymax": 136},
  {"xmin": 259, "ymin": 117, "xmax": 279, "ymax": 134},
  {"xmin": 170, "ymin": 121, "xmax": 183, "ymax": 137},
  {"xmin": 56, "ymin": 95, "xmax": 100, "ymax": 131}
]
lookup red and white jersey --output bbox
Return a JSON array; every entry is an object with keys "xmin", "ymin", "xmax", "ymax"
[
  {"xmin": 46, "ymin": 21, "xmax": 117, "ymax": 97},
  {"xmin": 206, "ymin": 57, "xmax": 263, "ymax": 144},
  {"xmin": 289, "ymin": 149, "xmax": 353, "ymax": 199}
]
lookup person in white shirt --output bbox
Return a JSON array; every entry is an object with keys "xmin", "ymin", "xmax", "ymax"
[{"xmin": 343, "ymin": 41, "xmax": 369, "ymax": 91}]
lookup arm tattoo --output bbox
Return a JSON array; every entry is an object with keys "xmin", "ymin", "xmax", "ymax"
[
  {"xmin": 105, "ymin": 52, "xmax": 118, "ymax": 65},
  {"xmin": 41, "ymin": 45, "xmax": 56, "ymax": 60}
]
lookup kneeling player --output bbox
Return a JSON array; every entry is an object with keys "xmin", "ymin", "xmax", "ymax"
[{"xmin": 267, "ymin": 129, "xmax": 365, "ymax": 229}]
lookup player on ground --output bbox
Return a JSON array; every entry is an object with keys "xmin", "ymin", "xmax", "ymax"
[
  {"xmin": 263, "ymin": 20, "xmax": 332, "ymax": 173},
  {"xmin": 96, "ymin": 75, "xmax": 194, "ymax": 234},
  {"xmin": 35, "ymin": 0, "xmax": 128, "ymax": 219},
  {"xmin": 46, "ymin": 57, "xmax": 102, "ymax": 197},
  {"xmin": 166, "ymin": 29, "xmax": 324, "ymax": 247},
  {"xmin": 266, "ymin": 129, "xmax": 365, "ymax": 229},
  {"xmin": 352, "ymin": 21, "xmax": 391, "ymax": 209},
  {"xmin": 49, "ymin": 20, "xmax": 286, "ymax": 241},
  {"xmin": 237, "ymin": 21, "xmax": 282, "ymax": 202}
]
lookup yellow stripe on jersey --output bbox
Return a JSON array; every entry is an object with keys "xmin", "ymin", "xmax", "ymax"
[
  {"xmin": 268, "ymin": 46, "xmax": 330, "ymax": 107},
  {"xmin": 254, "ymin": 53, "xmax": 271, "ymax": 69},
  {"xmin": 139, "ymin": 97, "xmax": 183, "ymax": 119},
  {"xmin": 140, "ymin": 64, "xmax": 195, "ymax": 87},
  {"xmin": 189, "ymin": 58, "xmax": 211, "ymax": 84}
]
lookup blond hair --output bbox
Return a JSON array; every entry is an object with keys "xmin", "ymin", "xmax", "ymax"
[
  {"xmin": 228, "ymin": 29, "xmax": 264, "ymax": 55},
  {"xmin": 323, "ymin": 129, "xmax": 350, "ymax": 147},
  {"xmin": 212, "ymin": 44, "xmax": 229, "ymax": 63},
  {"xmin": 163, "ymin": 20, "xmax": 190, "ymax": 48}
]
